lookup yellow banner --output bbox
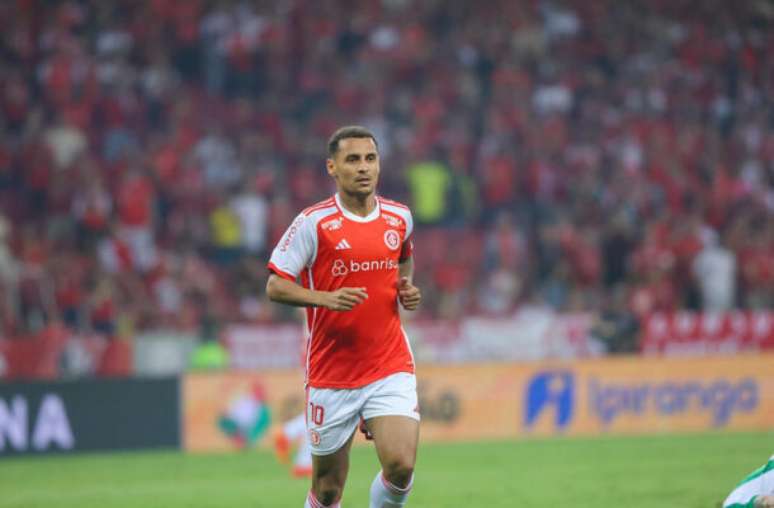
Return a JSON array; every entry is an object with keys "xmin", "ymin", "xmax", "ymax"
[{"xmin": 183, "ymin": 354, "xmax": 774, "ymax": 451}]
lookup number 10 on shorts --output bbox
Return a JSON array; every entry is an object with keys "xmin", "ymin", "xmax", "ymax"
[{"xmin": 309, "ymin": 402, "xmax": 325, "ymax": 425}]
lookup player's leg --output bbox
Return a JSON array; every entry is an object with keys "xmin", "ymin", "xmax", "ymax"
[
  {"xmin": 361, "ymin": 372, "xmax": 420, "ymax": 507},
  {"xmin": 305, "ymin": 385, "xmax": 364, "ymax": 506},
  {"xmin": 366, "ymin": 415, "xmax": 419, "ymax": 507},
  {"xmin": 305, "ymin": 430, "xmax": 355, "ymax": 507}
]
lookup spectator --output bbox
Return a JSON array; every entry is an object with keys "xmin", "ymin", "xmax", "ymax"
[
  {"xmin": 44, "ymin": 113, "xmax": 87, "ymax": 171},
  {"xmin": 0, "ymin": 215, "xmax": 19, "ymax": 334},
  {"xmin": 209, "ymin": 198, "xmax": 242, "ymax": 266},
  {"xmin": 405, "ymin": 149, "xmax": 452, "ymax": 226},
  {"xmin": 116, "ymin": 167, "xmax": 158, "ymax": 272},
  {"xmin": 0, "ymin": 0, "xmax": 771, "ymax": 346},
  {"xmin": 590, "ymin": 287, "xmax": 639, "ymax": 354},
  {"xmin": 230, "ymin": 178, "xmax": 269, "ymax": 256},
  {"xmin": 693, "ymin": 230, "xmax": 737, "ymax": 311}
]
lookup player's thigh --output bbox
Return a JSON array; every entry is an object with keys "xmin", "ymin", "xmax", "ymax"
[
  {"xmin": 312, "ymin": 428, "xmax": 356, "ymax": 488},
  {"xmin": 366, "ymin": 415, "xmax": 420, "ymax": 470},
  {"xmin": 361, "ymin": 372, "xmax": 420, "ymax": 468}
]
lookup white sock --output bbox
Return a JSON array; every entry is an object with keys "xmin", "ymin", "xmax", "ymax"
[
  {"xmin": 305, "ymin": 490, "xmax": 340, "ymax": 508},
  {"xmin": 369, "ymin": 471, "xmax": 413, "ymax": 508},
  {"xmin": 284, "ymin": 412, "xmax": 307, "ymax": 440}
]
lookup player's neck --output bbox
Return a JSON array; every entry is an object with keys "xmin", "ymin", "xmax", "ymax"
[{"xmin": 337, "ymin": 191, "xmax": 377, "ymax": 218}]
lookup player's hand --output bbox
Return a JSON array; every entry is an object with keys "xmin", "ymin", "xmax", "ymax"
[
  {"xmin": 398, "ymin": 277, "xmax": 421, "ymax": 311},
  {"xmin": 322, "ymin": 287, "xmax": 368, "ymax": 311}
]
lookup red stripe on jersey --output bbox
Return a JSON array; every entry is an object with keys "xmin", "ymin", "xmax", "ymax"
[
  {"xmin": 378, "ymin": 197, "xmax": 409, "ymax": 210},
  {"xmin": 303, "ymin": 200, "xmax": 334, "ymax": 212},
  {"xmin": 309, "ymin": 197, "xmax": 335, "ymax": 209},
  {"xmin": 267, "ymin": 261, "xmax": 296, "ymax": 281},
  {"xmin": 303, "ymin": 199, "xmax": 335, "ymax": 216}
]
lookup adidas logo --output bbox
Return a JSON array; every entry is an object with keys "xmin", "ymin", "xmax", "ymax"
[{"xmin": 335, "ymin": 239, "xmax": 352, "ymax": 250}]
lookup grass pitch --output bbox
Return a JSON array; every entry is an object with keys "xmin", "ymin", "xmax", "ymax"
[{"xmin": 1, "ymin": 431, "xmax": 770, "ymax": 507}]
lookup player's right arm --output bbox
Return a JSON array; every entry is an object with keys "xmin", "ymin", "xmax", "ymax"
[
  {"xmin": 266, "ymin": 212, "xmax": 368, "ymax": 311},
  {"xmin": 266, "ymin": 274, "xmax": 367, "ymax": 311}
]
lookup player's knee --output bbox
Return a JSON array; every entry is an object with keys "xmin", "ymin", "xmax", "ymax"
[
  {"xmin": 312, "ymin": 470, "xmax": 344, "ymax": 505},
  {"xmin": 314, "ymin": 484, "xmax": 342, "ymax": 506},
  {"xmin": 383, "ymin": 458, "xmax": 415, "ymax": 489}
]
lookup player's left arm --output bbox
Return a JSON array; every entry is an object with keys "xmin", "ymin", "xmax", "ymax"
[{"xmin": 398, "ymin": 256, "xmax": 421, "ymax": 311}]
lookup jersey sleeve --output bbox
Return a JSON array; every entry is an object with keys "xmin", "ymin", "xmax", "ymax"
[
  {"xmin": 722, "ymin": 456, "xmax": 774, "ymax": 507},
  {"xmin": 267, "ymin": 213, "xmax": 317, "ymax": 281},
  {"xmin": 399, "ymin": 209, "xmax": 414, "ymax": 262}
]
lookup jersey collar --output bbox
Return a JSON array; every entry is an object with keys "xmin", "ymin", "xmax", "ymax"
[{"xmin": 334, "ymin": 193, "xmax": 381, "ymax": 223}]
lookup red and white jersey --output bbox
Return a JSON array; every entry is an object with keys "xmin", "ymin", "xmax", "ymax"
[{"xmin": 268, "ymin": 193, "xmax": 415, "ymax": 389}]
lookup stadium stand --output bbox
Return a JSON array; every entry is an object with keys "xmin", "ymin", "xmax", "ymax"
[{"xmin": 0, "ymin": 0, "xmax": 771, "ymax": 371}]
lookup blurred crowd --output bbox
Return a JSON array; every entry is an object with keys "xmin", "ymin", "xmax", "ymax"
[{"xmin": 0, "ymin": 0, "xmax": 772, "ymax": 349}]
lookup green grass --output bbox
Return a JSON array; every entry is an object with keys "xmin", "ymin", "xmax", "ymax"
[{"xmin": 0, "ymin": 431, "xmax": 770, "ymax": 507}]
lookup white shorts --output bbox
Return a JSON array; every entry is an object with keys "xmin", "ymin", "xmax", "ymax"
[{"xmin": 306, "ymin": 372, "xmax": 420, "ymax": 456}]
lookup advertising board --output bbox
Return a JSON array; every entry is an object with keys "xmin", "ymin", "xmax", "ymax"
[
  {"xmin": 0, "ymin": 377, "xmax": 180, "ymax": 456},
  {"xmin": 182, "ymin": 354, "xmax": 774, "ymax": 451}
]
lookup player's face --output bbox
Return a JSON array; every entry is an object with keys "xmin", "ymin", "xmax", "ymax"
[{"xmin": 327, "ymin": 137, "xmax": 380, "ymax": 197}]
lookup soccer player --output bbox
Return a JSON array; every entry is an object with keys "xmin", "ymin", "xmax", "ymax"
[
  {"xmin": 274, "ymin": 411, "xmax": 313, "ymax": 478},
  {"xmin": 266, "ymin": 125, "xmax": 421, "ymax": 508},
  {"xmin": 723, "ymin": 455, "xmax": 774, "ymax": 507}
]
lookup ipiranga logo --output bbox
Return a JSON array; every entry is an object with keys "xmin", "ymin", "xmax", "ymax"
[
  {"xmin": 589, "ymin": 377, "xmax": 758, "ymax": 426},
  {"xmin": 525, "ymin": 370, "xmax": 759, "ymax": 430}
]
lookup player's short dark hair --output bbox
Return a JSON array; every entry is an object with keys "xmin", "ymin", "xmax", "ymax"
[{"xmin": 327, "ymin": 125, "xmax": 378, "ymax": 156}]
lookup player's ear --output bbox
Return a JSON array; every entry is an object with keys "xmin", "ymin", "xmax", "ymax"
[{"xmin": 326, "ymin": 158, "xmax": 336, "ymax": 178}]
